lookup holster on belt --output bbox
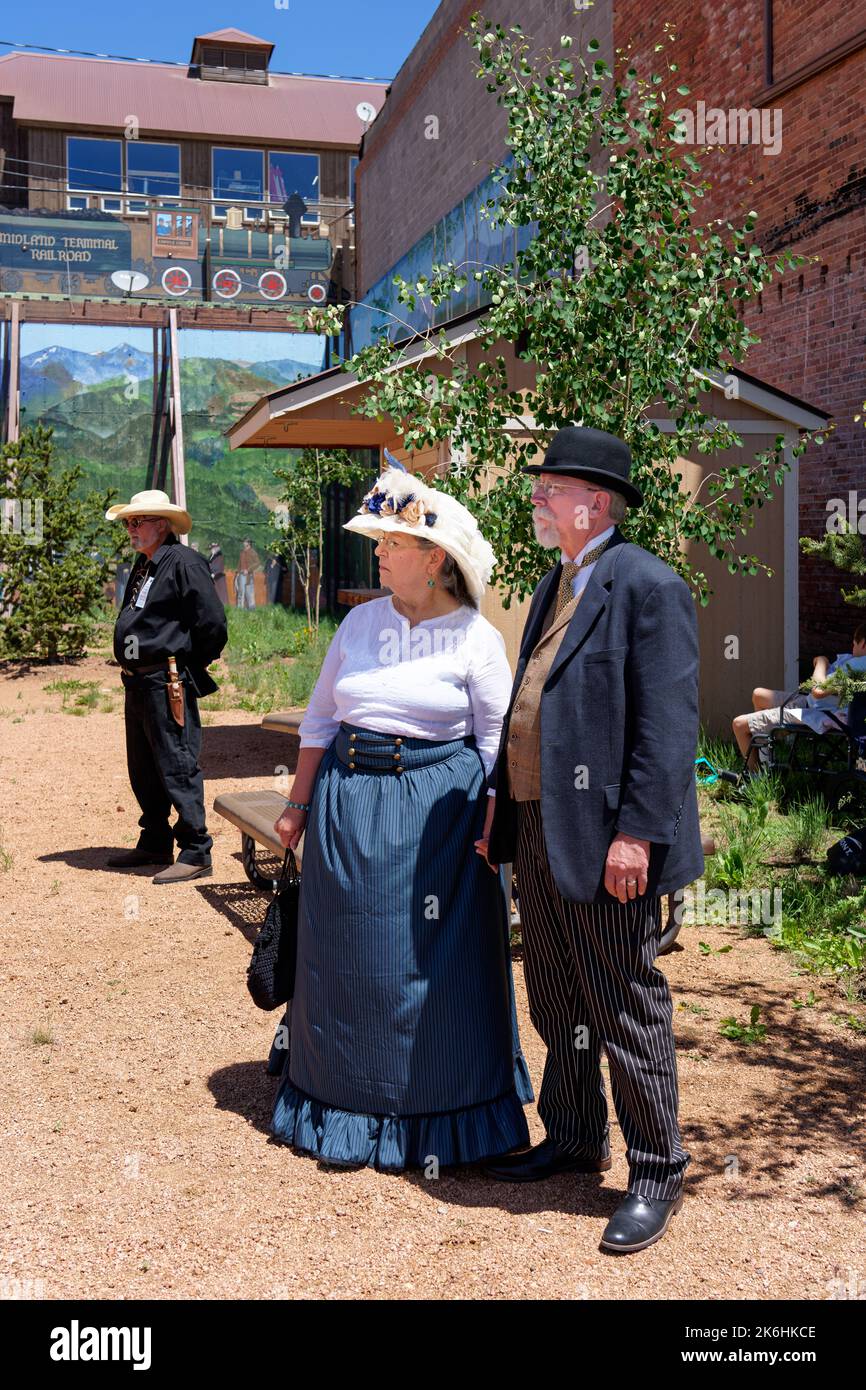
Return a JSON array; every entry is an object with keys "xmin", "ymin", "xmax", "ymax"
[{"xmin": 166, "ymin": 654, "xmax": 185, "ymax": 727}]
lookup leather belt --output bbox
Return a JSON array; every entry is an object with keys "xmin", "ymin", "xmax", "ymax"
[{"xmin": 120, "ymin": 660, "xmax": 172, "ymax": 677}]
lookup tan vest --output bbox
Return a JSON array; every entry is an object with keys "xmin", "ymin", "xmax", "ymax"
[{"xmin": 506, "ymin": 585, "xmax": 584, "ymax": 801}]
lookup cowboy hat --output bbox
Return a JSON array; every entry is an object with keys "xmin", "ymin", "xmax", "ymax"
[
  {"xmin": 343, "ymin": 460, "xmax": 496, "ymax": 603},
  {"xmin": 105, "ymin": 489, "xmax": 192, "ymax": 535}
]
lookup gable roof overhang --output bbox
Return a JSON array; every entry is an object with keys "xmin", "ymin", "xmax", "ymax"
[{"xmin": 226, "ymin": 305, "xmax": 830, "ymax": 451}]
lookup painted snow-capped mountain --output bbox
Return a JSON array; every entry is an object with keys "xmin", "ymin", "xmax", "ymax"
[{"xmin": 20, "ymin": 343, "xmax": 153, "ymax": 408}]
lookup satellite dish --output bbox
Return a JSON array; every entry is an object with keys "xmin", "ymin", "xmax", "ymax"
[
  {"xmin": 111, "ymin": 270, "xmax": 149, "ymax": 293},
  {"xmin": 356, "ymin": 100, "xmax": 377, "ymax": 124}
]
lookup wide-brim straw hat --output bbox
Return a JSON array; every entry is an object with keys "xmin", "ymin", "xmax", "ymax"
[
  {"xmin": 343, "ymin": 459, "xmax": 496, "ymax": 603},
  {"xmin": 105, "ymin": 489, "xmax": 192, "ymax": 535}
]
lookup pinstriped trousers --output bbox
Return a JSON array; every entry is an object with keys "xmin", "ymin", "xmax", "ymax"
[{"xmin": 514, "ymin": 799, "xmax": 690, "ymax": 1199}]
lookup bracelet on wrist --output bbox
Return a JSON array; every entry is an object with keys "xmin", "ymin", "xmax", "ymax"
[{"xmin": 285, "ymin": 799, "xmax": 310, "ymax": 812}]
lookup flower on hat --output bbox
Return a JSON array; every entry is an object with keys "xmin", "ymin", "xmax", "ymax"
[
  {"xmin": 401, "ymin": 499, "xmax": 424, "ymax": 526},
  {"xmin": 359, "ymin": 477, "xmax": 435, "ymax": 528}
]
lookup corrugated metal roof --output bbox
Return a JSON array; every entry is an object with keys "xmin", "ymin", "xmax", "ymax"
[{"xmin": 0, "ymin": 52, "xmax": 387, "ymax": 146}]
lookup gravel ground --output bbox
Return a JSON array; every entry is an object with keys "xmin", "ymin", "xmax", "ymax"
[{"xmin": 1, "ymin": 654, "xmax": 864, "ymax": 1302}]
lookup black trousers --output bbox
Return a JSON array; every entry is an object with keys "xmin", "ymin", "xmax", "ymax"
[
  {"xmin": 120, "ymin": 669, "xmax": 212, "ymax": 864},
  {"xmin": 514, "ymin": 799, "xmax": 690, "ymax": 1199}
]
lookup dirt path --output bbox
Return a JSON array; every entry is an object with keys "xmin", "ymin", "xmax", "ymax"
[{"xmin": 1, "ymin": 655, "xmax": 864, "ymax": 1301}]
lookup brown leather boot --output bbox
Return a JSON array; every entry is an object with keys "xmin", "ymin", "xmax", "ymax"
[{"xmin": 151, "ymin": 861, "xmax": 213, "ymax": 884}]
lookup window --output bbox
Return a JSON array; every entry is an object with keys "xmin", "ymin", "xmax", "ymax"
[
  {"xmin": 67, "ymin": 136, "xmax": 122, "ymax": 211},
  {"xmin": 66, "ymin": 136, "xmax": 180, "ymax": 214},
  {"xmin": 201, "ymin": 46, "xmax": 266, "ymax": 76},
  {"xmin": 126, "ymin": 142, "xmax": 181, "ymax": 214},
  {"xmin": 268, "ymin": 151, "xmax": 319, "ymax": 224},
  {"xmin": 212, "ymin": 146, "xmax": 265, "ymax": 220}
]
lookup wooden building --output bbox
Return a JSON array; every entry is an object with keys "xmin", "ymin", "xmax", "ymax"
[{"xmin": 0, "ymin": 26, "xmax": 388, "ymax": 504}]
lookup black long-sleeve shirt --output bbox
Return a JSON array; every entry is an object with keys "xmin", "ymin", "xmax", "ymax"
[{"xmin": 113, "ymin": 534, "xmax": 228, "ymax": 696}]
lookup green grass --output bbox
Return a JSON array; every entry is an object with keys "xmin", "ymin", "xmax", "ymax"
[
  {"xmin": 205, "ymin": 607, "xmax": 338, "ymax": 714},
  {"xmin": 45, "ymin": 677, "xmax": 117, "ymax": 715},
  {"xmin": 696, "ymin": 731, "xmax": 866, "ymax": 992},
  {"xmin": 719, "ymin": 1004, "xmax": 767, "ymax": 1044}
]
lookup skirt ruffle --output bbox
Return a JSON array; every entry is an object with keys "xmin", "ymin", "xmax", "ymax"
[{"xmin": 271, "ymin": 1067, "xmax": 532, "ymax": 1171}]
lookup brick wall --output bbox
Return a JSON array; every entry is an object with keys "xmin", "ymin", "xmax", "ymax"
[
  {"xmin": 615, "ymin": 0, "xmax": 866, "ymax": 653},
  {"xmin": 356, "ymin": 0, "xmax": 611, "ymax": 296}
]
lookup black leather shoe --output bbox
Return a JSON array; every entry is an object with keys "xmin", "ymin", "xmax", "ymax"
[
  {"xmin": 107, "ymin": 848, "xmax": 174, "ymax": 868},
  {"xmin": 600, "ymin": 1192, "xmax": 683, "ymax": 1253},
  {"xmin": 483, "ymin": 1137, "xmax": 611, "ymax": 1182}
]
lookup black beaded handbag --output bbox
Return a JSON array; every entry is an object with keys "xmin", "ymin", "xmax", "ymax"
[{"xmin": 246, "ymin": 850, "xmax": 301, "ymax": 1010}]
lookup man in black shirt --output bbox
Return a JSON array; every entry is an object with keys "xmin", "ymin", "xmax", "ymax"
[{"xmin": 105, "ymin": 489, "xmax": 228, "ymax": 883}]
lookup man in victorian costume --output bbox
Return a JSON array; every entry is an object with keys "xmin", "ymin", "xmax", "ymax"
[{"xmin": 479, "ymin": 426, "xmax": 704, "ymax": 1253}]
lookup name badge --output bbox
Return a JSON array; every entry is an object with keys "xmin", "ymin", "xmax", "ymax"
[{"xmin": 134, "ymin": 576, "xmax": 154, "ymax": 609}]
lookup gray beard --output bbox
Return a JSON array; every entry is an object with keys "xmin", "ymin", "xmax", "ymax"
[{"xmin": 532, "ymin": 516, "xmax": 561, "ymax": 550}]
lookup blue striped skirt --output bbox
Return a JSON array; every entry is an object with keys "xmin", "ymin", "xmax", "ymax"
[{"xmin": 269, "ymin": 722, "xmax": 533, "ymax": 1170}]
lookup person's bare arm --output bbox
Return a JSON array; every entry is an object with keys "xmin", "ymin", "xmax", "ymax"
[
  {"xmin": 810, "ymin": 654, "xmax": 835, "ymax": 698},
  {"xmin": 274, "ymin": 745, "xmax": 327, "ymax": 849}
]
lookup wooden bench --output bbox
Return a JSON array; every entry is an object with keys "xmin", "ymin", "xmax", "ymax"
[
  {"xmin": 212, "ymin": 787, "xmax": 303, "ymax": 891},
  {"xmin": 213, "ymin": 711, "xmax": 307, "ymax": 889},
  {"xmin": 260, "ymin": 707, "xmax": 306, "ymax": 736}
]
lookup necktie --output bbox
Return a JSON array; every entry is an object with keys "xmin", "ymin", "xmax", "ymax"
[
  {"xmin": 554, "ymin": 562, "xmax": 579, "ymax": 619},
  {"xmin": 553, "ymin": 536, "xmax": 612, "ymax": 618}
]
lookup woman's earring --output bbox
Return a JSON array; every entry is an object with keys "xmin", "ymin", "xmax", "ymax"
[{"xmin": 427, "ymin": 575, "xmax": 435, "ymax": 588}]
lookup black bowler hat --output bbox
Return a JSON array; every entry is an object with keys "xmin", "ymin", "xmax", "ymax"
[{"xmin": 523, "ymin": 425, "xmax": 643, "ymax": 508}]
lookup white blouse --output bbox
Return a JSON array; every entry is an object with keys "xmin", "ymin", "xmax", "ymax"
[{"xmin": 298, "ymin": 597, "xmax": 512, "ymax": 778}]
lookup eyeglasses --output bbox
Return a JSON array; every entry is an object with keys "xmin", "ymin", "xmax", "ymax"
[
  {"xmin": 532, "ymin": 479, "xmax": 598, "ymax": 500},
  {"xmin": 373, "ymin": 534, "xmax": 418, "ymax": 551},
  {"xmin": 123, "ymin": 516, "xmax": 163, "ymax": 529}
]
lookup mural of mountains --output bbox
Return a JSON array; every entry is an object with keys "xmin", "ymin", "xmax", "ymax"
[
  {"xmin": 20, "ymin": 335, "xmax": 332, "ymax": 568},
  {"xmin": 20, "ymin": 342, "xmax": 152, "ymax": 410},
  {"xmin": 242, "ymin": 357, "xmax": 322, "ymax": 387},
  {"xmin": 20, "ymin": 342, "xmax": 318, "ymax": 412}
]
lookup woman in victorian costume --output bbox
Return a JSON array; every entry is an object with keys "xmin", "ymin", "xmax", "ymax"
[{"xmin": 268, "ymin": 460, "xmax": 532, "ymax": 1171}]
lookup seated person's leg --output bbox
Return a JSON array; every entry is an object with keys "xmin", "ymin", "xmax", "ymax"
[
  {"xmin": 735, "ymin": 701, "xmax": 807, "ymax": 770},
  {"xmin": 752, "ymin": 686, "xmax": 781, "ymax": 712},
  {"xmin": 733, "ymin": 712, "xmax": 761, "ymax": 768}
]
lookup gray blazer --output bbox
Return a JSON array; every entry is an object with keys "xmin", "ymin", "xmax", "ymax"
[{"xmin": 488, "ymin": 526, "xmax": 705, "ymax": 903}]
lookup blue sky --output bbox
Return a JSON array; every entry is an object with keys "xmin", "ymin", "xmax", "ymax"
[{"xmin": 1, "ymin": 2, "xmax": 442, "ymax": 81}]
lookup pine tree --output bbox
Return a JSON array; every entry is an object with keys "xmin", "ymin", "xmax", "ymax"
[
  {"xmin": 0, "ymin": 424, "xmax": 121, "ymax": 660},
  {"xmin": 800, "ymin": 519, "xmax": 866, "ymax": 609}
]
